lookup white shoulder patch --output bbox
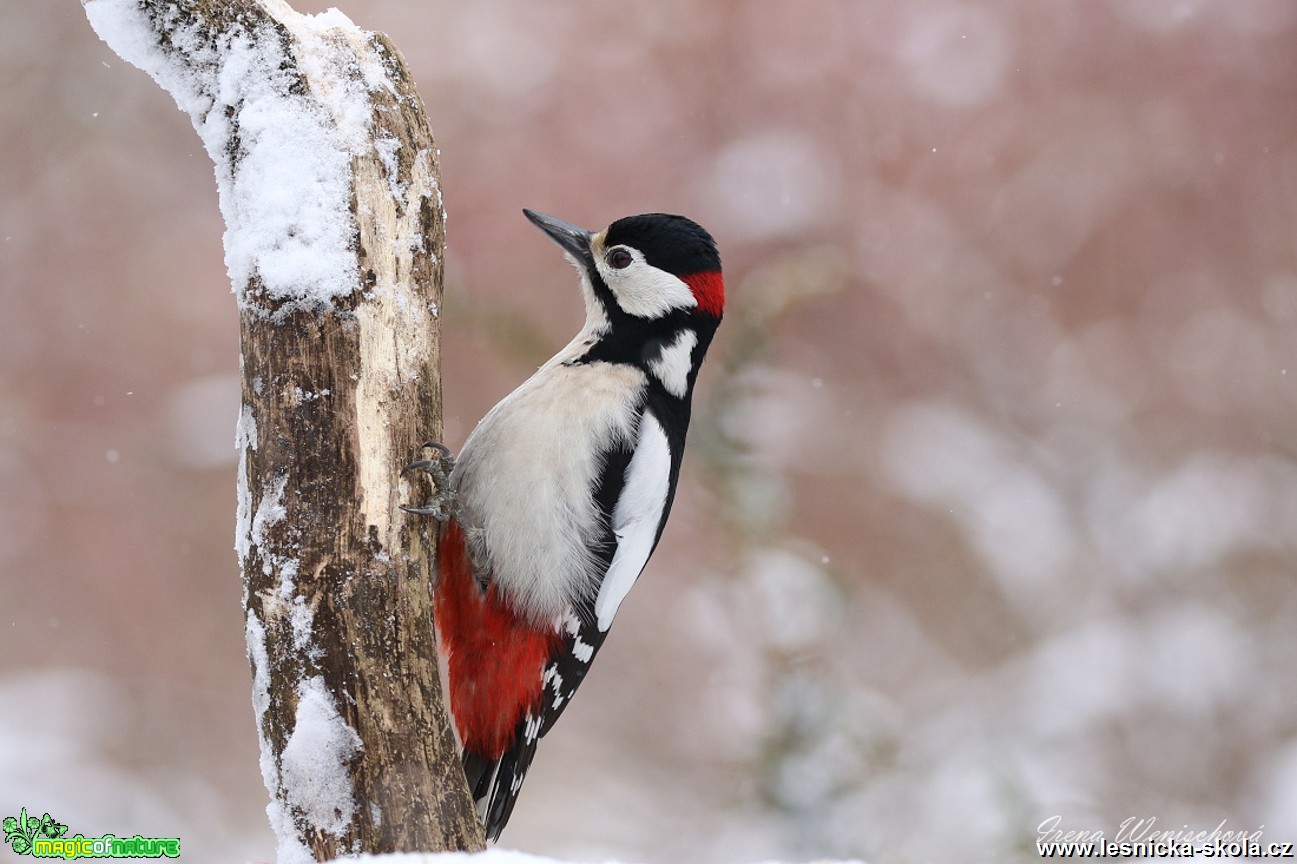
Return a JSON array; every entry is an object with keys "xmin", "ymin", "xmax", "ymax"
[
  {"xmin": 648, "ymin": 329, "xmax": 698, "ymax": 399},
  {"xmin": 594, "ymin": 412, "xmax": 673, "ymax": 631}
]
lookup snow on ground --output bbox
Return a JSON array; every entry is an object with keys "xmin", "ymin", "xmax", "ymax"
[{"xmin": 338, "ymin": 853, "xmax": 866, "ymax": 864}]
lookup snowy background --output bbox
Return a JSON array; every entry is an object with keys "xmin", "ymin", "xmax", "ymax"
[{"xmin": 4, "ymin": 1, "xmax": 1297, "ymax": 862}]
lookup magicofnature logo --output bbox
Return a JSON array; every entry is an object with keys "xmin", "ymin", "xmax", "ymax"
[
  {"xmin": 2, "ymin": 809, "xmax": 66, "ymax": 855},
  {"xmin": 2, "ymin": 808, "xmax": 179, "ymax": 859}
]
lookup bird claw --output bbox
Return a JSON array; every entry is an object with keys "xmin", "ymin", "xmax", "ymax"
[{"xmin": 402, "ymin": 441, "xmax": 458, "ymax": 523}]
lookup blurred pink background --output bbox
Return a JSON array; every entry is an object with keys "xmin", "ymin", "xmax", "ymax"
[{"xmin": 4, "ymin": 1, "xmax": 1297, "ymax": 861}]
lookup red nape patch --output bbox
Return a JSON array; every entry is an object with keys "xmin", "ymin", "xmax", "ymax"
[
  {"xmin": 684, "ymin": 270, "xmax": 725, "ymax": 317},
  {"xmin": 436, "ymin": 519, "xmax": 560, "ymax": 758}
]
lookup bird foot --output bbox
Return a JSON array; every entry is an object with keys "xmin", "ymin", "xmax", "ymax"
[{"xmin": 402, "ymin": 441, "xmax": 458, "ymax": 522}]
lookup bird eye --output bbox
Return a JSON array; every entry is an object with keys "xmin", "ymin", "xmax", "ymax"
[{"xmin": 606, "ymin": 248, "xmax": 633, "ymax": 270}]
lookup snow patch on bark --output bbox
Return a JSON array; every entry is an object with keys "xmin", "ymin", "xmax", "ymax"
[
  {"xmin": 282, "ymin": 675, "xmax": 364, "ymax": 839},
  {"xmin": 248, "ymin": 616, "xmax": 363, "ymax": 864},
  {"xmin": 234, "ymin": 403, "xmax": 259, "ymax": 566},
  {"xmin": 246, "ymin": 612, "xmax": 313, "ymax": 864}
]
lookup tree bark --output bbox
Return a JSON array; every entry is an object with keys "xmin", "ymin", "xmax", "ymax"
[{"xmin": 82, "ymin": 0, "xmax": 485, "ymax": 858}]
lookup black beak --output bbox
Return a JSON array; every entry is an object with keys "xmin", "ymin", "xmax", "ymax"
[{"xmin": 523, "ymin": 209, "xmax": 593, "ymax": 262}]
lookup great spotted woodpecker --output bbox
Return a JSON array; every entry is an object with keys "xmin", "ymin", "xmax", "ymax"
[{"xmin": 405, "ymin": 209, "xmax": 723, "ymax": 840}]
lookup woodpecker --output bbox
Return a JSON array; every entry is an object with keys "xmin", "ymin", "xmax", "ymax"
[{"xmin": 405, "ymin": 209, "xmax": 723, "ymax": 840}]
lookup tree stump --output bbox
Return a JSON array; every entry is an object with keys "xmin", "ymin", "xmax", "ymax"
[{"xmin": 82, "ymin": 0, "xmax": 484, "ymax": 858}]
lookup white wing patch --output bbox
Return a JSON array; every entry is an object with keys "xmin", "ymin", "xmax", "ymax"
[
  {"xmin": 572, "ymin": 632, "xmax": 595, "ymax": 663},
  {"xmin": 648, "ymin": 329, "xmax": 698, "ymax": 399},
  {"xmin": 595, "ymin": 412, "xmax": 672, "ymax": 631}
]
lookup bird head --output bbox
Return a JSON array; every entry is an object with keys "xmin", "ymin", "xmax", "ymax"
[{"xmin": 523, "ymin": 209, "xmax": 724, "ymax": 328}]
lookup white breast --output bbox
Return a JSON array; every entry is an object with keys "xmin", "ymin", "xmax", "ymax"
[{"xmin": 452, "ymin": 359, "xmax": 647, "ymax": 626}]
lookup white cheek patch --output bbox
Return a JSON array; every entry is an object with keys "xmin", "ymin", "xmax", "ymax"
[
  {"xmin": 594, "ymin": 412, "xmax": 672, "ymax": 631},
  {"xmin": 648, "ymin": 329, "xmax": 698, "ymax": 399},
  {"xmin": 595, "ymin": 250, "xmax": 698, "ymax": 319}
]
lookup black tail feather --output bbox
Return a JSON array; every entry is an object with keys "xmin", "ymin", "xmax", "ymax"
[
  {"xmin": 461, "ymin": 712, "xmax": 543, "ymax": 842},
  {"xmin": 458, "ymin": 633, "xmax": 602, "ymax": 840}
]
